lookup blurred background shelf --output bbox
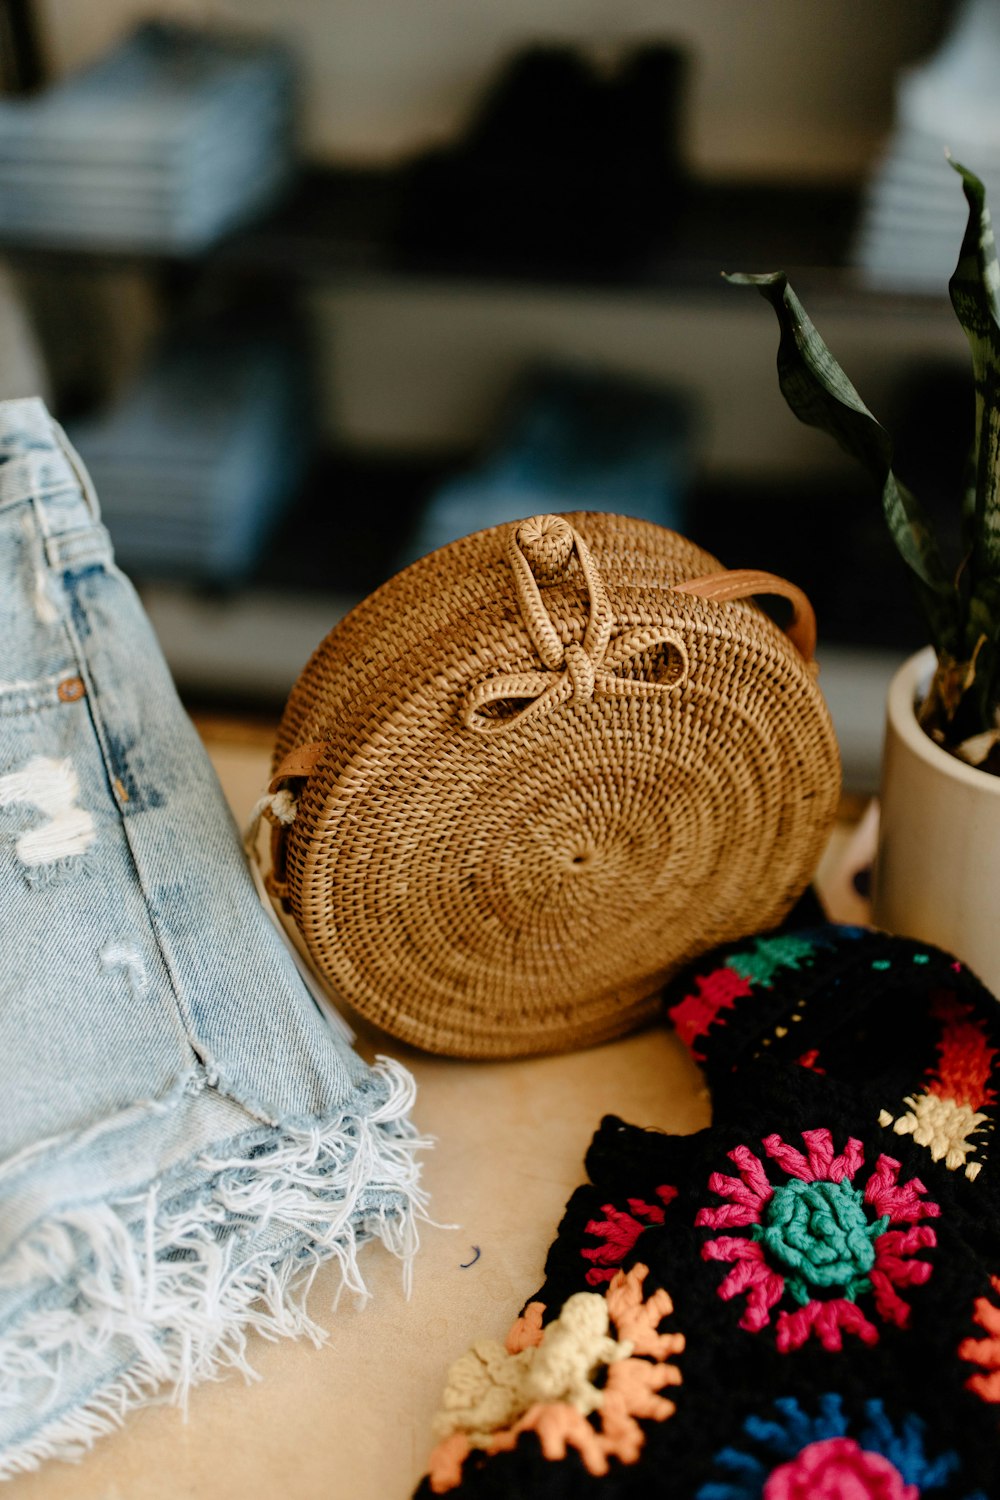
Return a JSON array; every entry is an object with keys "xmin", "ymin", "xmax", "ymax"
[
  {"xmin": 0, "ymin": 164, "xmax": 959, "ymax": 311},
  {"xmin": 0, "ymin": 0, "xmax": 973, "ymax": 794},
  {"xmin": 209, "ymin": 167, "xmax": 870, "ymax": 297},
  {"xmin": 0, "ymin": 165, "xmax": 948, "ymax": 307}
]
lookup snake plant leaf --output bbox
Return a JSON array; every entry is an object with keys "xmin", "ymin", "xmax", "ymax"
[
  {"xmin": 726, "ymin": 270, "xmax": 957, "ymax": 652},
  {"xmin": 961, "ymin": 441, "xmax": 978, "ymax": 555},
  {"xmin": 948, "ymin": 160, "xmax": 1000, "ymax": 586}
]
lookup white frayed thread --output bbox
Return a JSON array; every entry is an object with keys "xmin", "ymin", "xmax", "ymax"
[
  {"xmin": 20, "ymin": 512, "xmax": 59, "ymax": 626},
  {"xmin": 99, "ymin": 943, "xmax": 149, "ymax": 997},
  {"xmin": 0, "ymin": 672, "xmax": 65, "ymax": 694},
  {"xmin": 0, "ymin": 1058, "xmax": 432, "ymax": 1478},
  {"xmin": 0, "ymin": 756, "xmax": 95, "ymax": 868}
]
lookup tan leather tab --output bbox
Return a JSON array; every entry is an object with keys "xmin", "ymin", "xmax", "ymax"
[
  {"xmin": 268, "ymin": 740, "xmax": 325, "ymax": 794},
  {"xmin": 673, "ymin": 569, "xmax": 816, "ymax": 662}
]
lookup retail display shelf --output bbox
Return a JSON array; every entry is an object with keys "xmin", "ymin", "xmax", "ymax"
[
  {"xmin": 205, "ymin": 168, "xmax": 954, "ymax": 310},
  {"xmin": 211, "ymin": 167, "xmax": 867, "ymax": 294},
  {"xmin": 0, "ymin": 164, "xmax": 955, "ymax": 310}
]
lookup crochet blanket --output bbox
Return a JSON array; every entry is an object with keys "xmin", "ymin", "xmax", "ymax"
[{"xmin": 416, "ymin": 926, "xmax": 1000, "ymax": 1498}]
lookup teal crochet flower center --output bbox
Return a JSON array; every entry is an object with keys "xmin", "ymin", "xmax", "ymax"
[{"xmin": 754, "ymin": 1178, "xmax": 889, "ymax": 1305}]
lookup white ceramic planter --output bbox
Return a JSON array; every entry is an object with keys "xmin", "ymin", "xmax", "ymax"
[{"xmin": 873, "ymin": 645, "xmax": 1000, "ymax": 993}]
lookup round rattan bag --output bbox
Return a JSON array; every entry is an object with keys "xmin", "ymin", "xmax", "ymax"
[{"xmin": 265, "ymin": 511, "xmax": 840, "ymax": 1057}]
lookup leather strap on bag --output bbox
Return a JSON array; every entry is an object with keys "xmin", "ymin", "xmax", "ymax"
[
  {"xmin": 268, "ymin": 741, "xmax": 323, "ymax": 794},
  {"xmin": 673, "ymin": 569, "xmax": 816, "ymax": 663}
]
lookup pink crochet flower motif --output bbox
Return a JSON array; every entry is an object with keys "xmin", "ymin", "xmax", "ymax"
[
  {"xmin": 695, "ymin": 1128, "xmax": 940, "ymax": 1352},
  {"xmin": 766, "ymin": 1437, "xmax": 916, "ymax": 1500},
  {"xmin": 581, "ymin": 1186, "xmax": 678, "ymax": 1285}
]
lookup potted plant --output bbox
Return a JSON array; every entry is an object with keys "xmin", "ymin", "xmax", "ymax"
[{"xmin": 730, "ymin": 160, "xmax": 1000, "ymax": 992}]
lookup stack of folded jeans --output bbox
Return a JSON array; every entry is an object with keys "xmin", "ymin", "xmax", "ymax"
[
  {"xmin": 853, "ymin": 0, "xmax": 1000, "ymax": 290},
  {"xmin": 0, "ymin": 22, "xmax": 295, "ymax": 253},
  {"xmin": 0, "ymin": 398, "xmax": 428, "ymax": 1476},
  {"xmin": 69, "ymin": 320, "xmax": 311, "ymax": 583}
]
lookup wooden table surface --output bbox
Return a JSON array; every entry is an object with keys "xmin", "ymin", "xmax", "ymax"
[{"xmin": 9, "ymin": 719, "xmax": 864, "ymax": 1500}]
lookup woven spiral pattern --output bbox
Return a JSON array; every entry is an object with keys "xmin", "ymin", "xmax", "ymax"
[{"xmin": 271, "ymin": 512, "xmax": 840, "ymax": 1058}]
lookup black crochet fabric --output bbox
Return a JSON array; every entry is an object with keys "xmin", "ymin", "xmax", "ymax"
[{"xmin": 415, "ymin": 927, "xmax": 1000, "ymax": 1499}]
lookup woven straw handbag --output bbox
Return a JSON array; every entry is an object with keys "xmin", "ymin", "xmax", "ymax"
[{"xmin": 265, "ymin": 511, "xmax": 840, "ymax": 1058}]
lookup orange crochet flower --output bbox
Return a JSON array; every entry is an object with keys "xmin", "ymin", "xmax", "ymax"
[
  {"xmin": 959, "ymin": 1274, "xmax": 1000, "ymax": 1402},
  {"xmin": 426, "ymin": 1262, "xmax": 683, "ymax": 1493}
]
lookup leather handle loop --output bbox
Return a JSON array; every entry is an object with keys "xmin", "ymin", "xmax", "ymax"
[
  {"xmin": 269, "ymin": 740, "xmax": 324, "ymax": 794},
  {"xmin": 673, "ymin": 569, "xmax": 817, "ymax": 663}
]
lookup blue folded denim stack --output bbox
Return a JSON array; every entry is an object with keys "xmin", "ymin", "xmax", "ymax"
[
  {"xmin": 69, "ymin": 322, "xmax": 311, "ymax": 583},
  {"xmin": 853, "ymin": 0, "xmax": 1000, "ymax": 289},
  {"xmin": 402, "ymin": 366, "xmax": 697, "ymax": 567},
  {"xmin": 0, "ymin": 22, "xmax": 295, "ymax": 253}
]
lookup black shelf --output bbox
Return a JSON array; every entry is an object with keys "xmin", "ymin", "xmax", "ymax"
[
  {"xmin": 209, "ymin": 164, "xmax": 865, "ymax": 295},
  {"xmin": 0, "ymin": 163, "xmax": 957, "ymax": 319},
  {"xmin": 0, "ymin": 164, "xmax": 900, "ymax": 302}
]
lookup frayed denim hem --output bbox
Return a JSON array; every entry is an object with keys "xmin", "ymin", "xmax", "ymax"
[{"xmin": 0, "ymin": 1057, "xmax": 431, "ymax": 1478}]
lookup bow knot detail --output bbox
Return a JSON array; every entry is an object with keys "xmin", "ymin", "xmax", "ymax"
[
  {"xmin": 461, "ymin": 515, "xmax": 688, "ymax": 734},
  {"xmin": 562, "ymin": 641, "xmax": 596, "ymax": 703}
]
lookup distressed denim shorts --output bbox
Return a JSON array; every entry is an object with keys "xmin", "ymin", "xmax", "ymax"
[{"xmin": 0, "ymin": 398, "xmax": 427, "ymax": 1476}]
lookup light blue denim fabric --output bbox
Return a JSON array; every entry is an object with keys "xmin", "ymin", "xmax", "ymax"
[{"xmin": 0, "ymin": 398, "xmax": 426, "ymax": 1476}]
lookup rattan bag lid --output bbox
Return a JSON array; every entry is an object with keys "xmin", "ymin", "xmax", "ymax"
[{"xmin": 266, "ymin": 511, "xmax": 840, "ymax": 1057}]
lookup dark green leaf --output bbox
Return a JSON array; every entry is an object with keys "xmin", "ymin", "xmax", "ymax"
[
  {"xmin": 948, "ymin": 159, "xmax": 1000, "ymax": 584},
  {"xmin": 961, "ymin": 440, "xmax": 977, "ymax": 555},
  {"xmin": 726, "ymin": 270, "xmax": 958, "ymax": 653}
]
